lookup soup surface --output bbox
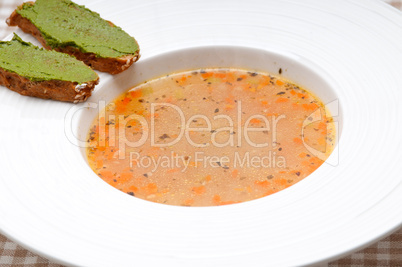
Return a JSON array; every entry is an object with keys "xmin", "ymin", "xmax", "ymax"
[{"xmin": 86, "ymin": 68, "xmax": 335, "ymax": 206}]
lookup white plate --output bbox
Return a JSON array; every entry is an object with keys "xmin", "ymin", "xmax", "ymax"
[{"xmin": 1, "ymin": 0, "xmax": 402, "ymax": 266}]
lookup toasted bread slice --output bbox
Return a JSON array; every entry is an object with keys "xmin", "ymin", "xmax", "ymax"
[
  {"xmin": 0, "ymin": 34, "xmax": 99, "ymax": 103},
  {"xmin": 7, "ymin": 0, "xmax": 140, "ymax": 74}
]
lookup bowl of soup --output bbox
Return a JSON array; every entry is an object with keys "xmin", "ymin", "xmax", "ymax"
[{"xmin": 75, "ymin": 46, "xmax": 341, "ymax": 206}]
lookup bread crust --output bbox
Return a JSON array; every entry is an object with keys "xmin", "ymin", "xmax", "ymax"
[
  {"xmin": 7, "ymin": 4, "xmax": 140, "ymax": 74},
  {"xmin": 0, "ymin": 66, "xmax": 99, "ymax": 103}
]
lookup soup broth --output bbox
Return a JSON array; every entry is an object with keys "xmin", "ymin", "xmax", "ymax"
[{"xmin": 86, "ymin": 68, "xmax": 335, "ymax": 206}]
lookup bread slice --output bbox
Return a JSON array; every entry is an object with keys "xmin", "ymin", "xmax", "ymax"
[
  {"xmin": 7, "ymin": 0, "xmax": 140, "ymax": 74},
  {"xmin": 0, "ymin": 34, "xmax": 99, "ymax": 103}
]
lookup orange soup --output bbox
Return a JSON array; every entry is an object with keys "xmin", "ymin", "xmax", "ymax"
[{"xmin": 86, "ymin": 68, "xmax": 335, "ymax": 206}]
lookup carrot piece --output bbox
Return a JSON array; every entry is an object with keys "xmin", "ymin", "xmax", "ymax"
[
  {"xmin": 192, "ymin": 186, "xmax": 206, "ymax": 195},
  {"xmin": 290, "ymin": 89, "xmax": 296, "ymax": 95},
  {"xmin": 318, "ymin": 121, "xmax": 326, "ymax": 130},
  {"xmin": 122, "ymin": 97, "xmax": 130, "ymax": 105},
  {"xmin": 309, "ymin": 103, "xmax": 319, "ymax": 110},
  {"xmin": 225, "ymin": 96, "xmax": 234, "ymax": 104},
  {"xmin": 99, "ymin": 170, "xmax": 114, "ymax": 179},
  {"xmin": 119, "ymin": 173, "xmax": 133, "ymax": 183},
  {"xmin": 242, "ymin": 83, "xmax": 250, "ymax": 91},
  {"xmin": 293, "ymin": 137, "xmax": 303, "ymax": 145},
  {"xmin": 254, "ymin": 180, "xmax": 270, "ymax": 187},
  {"xmin": 213, "ymin": 195, "xmax": 221, "ymax": 205},
  {"xmin": 231, "ymin": 169, "xmax": 239, "ymax": 178},
  {"xmin": 99, "ymin": 170, "xmax": 115, "ymax": 184},
  {"xmin": 262, "ymin": 189, "xmax": 276, "ymax": 196},
  {"xmin": 145, "ymin": 183, "xmax": 158, "ymax": 194},
  {"xmin": 96, "ymin": 146, "xmax": 106, "ymax": 153},
  {"xmin": 298, "ymin": 152, "xmax": 308, "ymax": 158},
  {"xmin": 214, "ymin": 73, "xmax": 227, "ymax": 79},
  {"xmin": 188, "ymin": 161, "xmax": 196, "ymax": 167},
  {"xmin": 130, "ymin": 90, "xmax": 142, "ymax": 98},
  {"xmin": 302, "ymin": 160, "xmax": 310, "ymax": 167},
  {"xmin": 309, "ymin": 157, "xmax": 323, "ymax": 165},
  {"xmin": 226, "ymin": 72, "xmax": 236, "ymax": 83},
  {"xmin": 205, "ymin": 175, "xmax": 212, "ymax": 182},
  {"xmin": 106, "ymin": 148, "xmax": 117, "ymax": 160},
  {"xmin": 276, "ymin": 79, "xmax": 285, "ymax": 86},
  {"xmin": 201, "ymin": 72, "xmax": 213, "ymax": 79},
  {"xmin": 177, "ymin": 75, "xmax": 187, "ymax": 86},
  {"xmin": 128, "ymin": 185, "xmax": 139, "ymax": 193},
  {"xmin": 225, "ymin": 104, "xmax": 234, "ymax": 110},
  {"xmin": 96, "ymin": 159, "xmax": 103, "ymax": 169},
  {"xmin": 275, "ymin": 97, "xmax": 289, "ymax": 103},
  {"xmin": 302, "ymin": 103, "xmax": 319, "ymax": 111},
  {"xmin": 297, "ymin": 92, "xmax": 307, "ymax": 98},
  {"xmin": 183, "ymin": 199, "xmax": 194, "ymax": 206},
  {"xmin": 318, "ymin": 137, "xmax": 326, "ymax": 145},
  {"xmin": 265, "ymin": 112, "xmax": 279, "ymax": 117},
  {"xmin": 250, "ymin": 118, "xmax": 261, "ymax": 124},
  {"xmin": 260, "ymin": 76, "xmax": 272, "ymax": 86},
  {"xmin": 275, "ymin": 178, "xmax": 287, "ymax": 186},
  {"xmin": 115, "ymin": 104, "xmax": 126, "ymax": 114}
]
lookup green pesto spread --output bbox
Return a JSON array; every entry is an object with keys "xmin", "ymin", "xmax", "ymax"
[
  {"xmin": 16, "ymin": 0, "xmax": 139, "ymax": 58},
  {"xmin": 0, "ymin": 34, "xmax": 98, "ymax": 83}
]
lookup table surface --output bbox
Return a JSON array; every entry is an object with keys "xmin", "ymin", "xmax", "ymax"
[{"xmin": 1, "ymin": 0, "xmax": 402, "ymax": 266}]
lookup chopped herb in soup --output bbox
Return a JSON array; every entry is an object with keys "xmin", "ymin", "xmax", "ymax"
[{"xmin": 86, "ymin": 68, "xmax": 336, "ymax": 206}]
